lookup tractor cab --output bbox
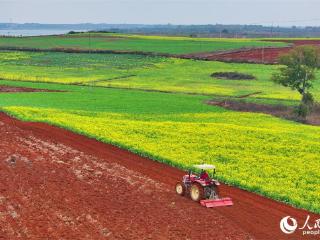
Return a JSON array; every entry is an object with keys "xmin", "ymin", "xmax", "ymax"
[
  {"xmin": 195, "ymin": 164, "xmax": 217, "ymax": 182},
  {"xmin": 176, "ymin": 164, "xmax": 233, "ymax": 208},
  {"xmin": 184, "ymin": 164, "xmax": 219, "ymax": 186}
]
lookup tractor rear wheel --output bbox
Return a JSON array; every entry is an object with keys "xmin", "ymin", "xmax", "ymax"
[
  {"xmin": 190, "ymin": 183, "xmax": 204, "ymax": 202},
  {"xmin": 175, "ymin": 182, "xmax": 186, "ymax": 196}
]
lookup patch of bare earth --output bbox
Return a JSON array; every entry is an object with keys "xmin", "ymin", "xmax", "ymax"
[
  {"xmin": 208, "ymin": 100, "xmax": 320, "ymax": 126},
  {"xmin": 0, "ymin": 85, "xmax": 59, "ymax": 93},
  {"xmin": 211, "ymin": 72, "xmax": 256, "ymax": 80}
]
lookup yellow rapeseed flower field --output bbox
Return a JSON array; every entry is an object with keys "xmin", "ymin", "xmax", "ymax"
[{"xmin": 5, "ymin": 106, "xmax": 320, "ymax": 213}]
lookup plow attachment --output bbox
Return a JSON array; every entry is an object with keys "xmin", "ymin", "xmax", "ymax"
[{"xmin": 200, "ymin": 197, "xmax": 233, "ymax": 208}]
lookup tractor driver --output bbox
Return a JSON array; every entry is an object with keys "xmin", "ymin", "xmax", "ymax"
[{"xmin": 200, "ymin": 169, "xmax": 210, "ymax": 181}]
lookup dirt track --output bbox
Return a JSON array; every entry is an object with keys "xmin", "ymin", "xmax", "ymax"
[{"xmin": 0, "ymin": 113, "xmax": 319, "ymax": 239}]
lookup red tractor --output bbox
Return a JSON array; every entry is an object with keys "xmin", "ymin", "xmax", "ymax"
[{"xmin": 175, "ymin": 164, "xmax": 233, "ymax": 208}]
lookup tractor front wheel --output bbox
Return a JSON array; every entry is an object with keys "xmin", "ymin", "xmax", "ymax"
[
  {"xmin": 175, "ymin": 182, "xmax": 186, "ymax": 196},
  {"xmin": 190, "ymin": 183, "xmax": 204, "ymax": 202}
]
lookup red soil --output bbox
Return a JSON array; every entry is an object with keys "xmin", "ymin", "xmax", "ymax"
[
  {"xmin": 183, "ymin": 40, "xmax": 320, "ymax": 64},
  {"xmin": 0, "ymin": 113, "xmax": 319, "ymax": 239},
  {"xmin": 0, "ymin": 85, "xmax": 58, "ymax": 93},
  {"xmin": 269, "ymin": 39, "xmax": 320, "ymax": 46},
  {"xmin": 204, "ymin": 47, "xmax": 291, "ymax": 64}
]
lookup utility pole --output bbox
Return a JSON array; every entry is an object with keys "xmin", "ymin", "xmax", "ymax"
[
  {"xmin": 8, "ymin": 18, "xmax": 13, "ymax": 36},
  {"xmin": 262, "ymin": 42, "xmax": 265, "ymax": 63},
  {"xmin": 89, "ymin": 32, "xmax": 91, "ymax": 53},
  {"xmin": 88, "ymin": 32, "xmax": 94, "ymax": 89}
]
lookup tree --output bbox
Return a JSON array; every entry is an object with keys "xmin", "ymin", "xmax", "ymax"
[
  {"xmin": 272, "ymin": 46, "xmax": 320, "ymax": 118},
  {"xmin": 222, "ymin": 29, "xmax": 229, "ymax": 34}
]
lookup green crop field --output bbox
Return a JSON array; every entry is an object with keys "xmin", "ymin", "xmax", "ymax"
[
  {"xmin": 1, "ymin": 50, "xmax": 319, "ymax": 104},
  {"xmin": 0, "ymin": 33, "xmax": 288, "ymax": 54},
  {"xmin": 1, "ymin": 80, "xmax": 319, "ymax": 214}
]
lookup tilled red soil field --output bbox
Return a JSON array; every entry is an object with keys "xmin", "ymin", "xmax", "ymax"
[
  {"xmin": 182, "ymin": 40, "xmax": 320, "ymax": 64},
  {"xmin": 202, "ymin": 47, "xmax": 291, "ymax": 64},
  {"xmin": 0, "ymin": 113, "xmax": 319, "ymax": 240}
]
